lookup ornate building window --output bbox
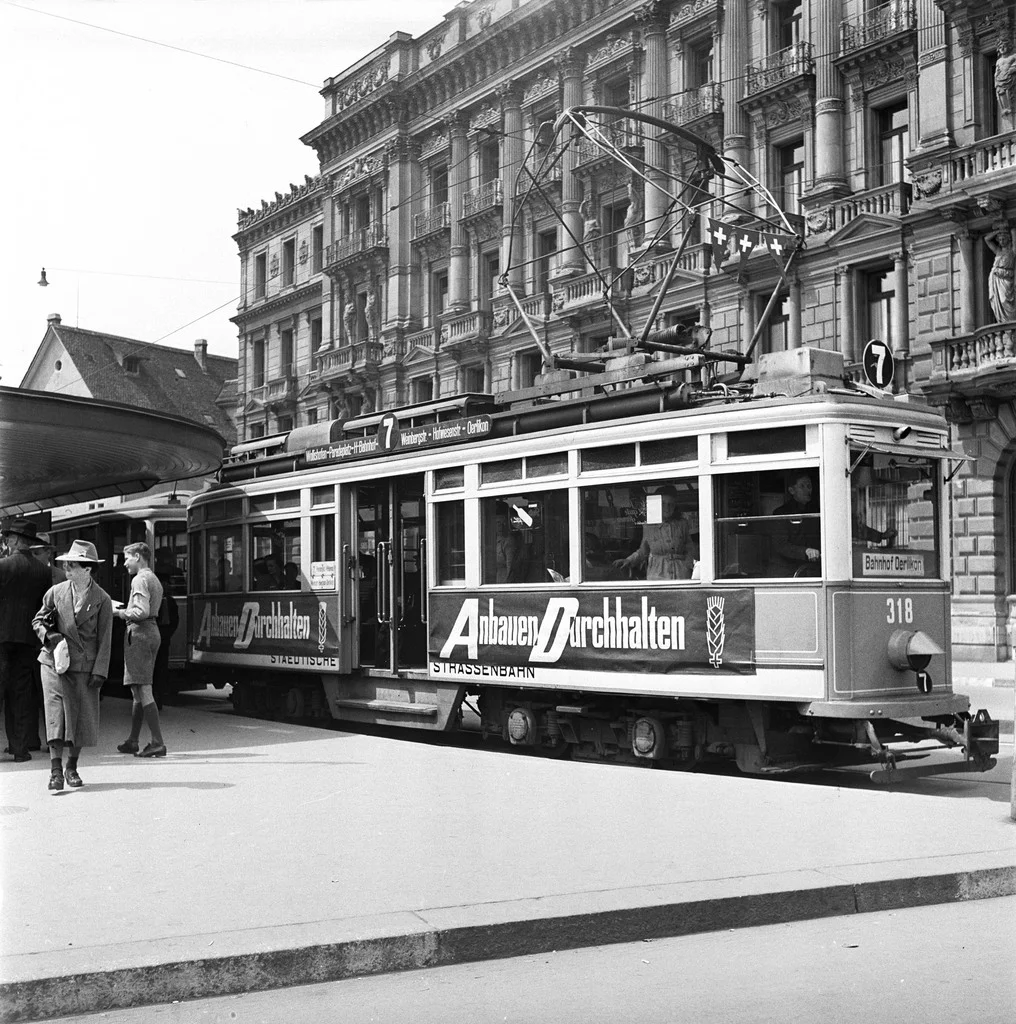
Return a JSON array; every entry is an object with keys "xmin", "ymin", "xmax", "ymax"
[
  {"xmin": 252, "ymin": 337, "xmax": 265, "ymax": 388},
  {"xmin": 877, "ymin": 99, "xmax": 909, "ymax": 185},
  {"xmin": 478, "ymin": 138, "xmax": 500, "ymax": 186},
  {"xmin": 535, "ymin": 228, "xmax": 557, "ymax": 293},
  {"xmin": 758, "ymin": 291, "xmax": 790, "ymax": 354},
  {"xmin": 280, "ymin": 327, "xmax": 294, "ymax": 377},
  {"xmin": 254, "ymin": 252, "xmax": 267, "ymax": 300},
  {"xmin": 984, "ymin": 51, "xmax": 1002, "ymax": 138},
  {"xmin": 312, "ymin": 226, "xmax": 323, "ymax": 273},
  {"xmin": 431, "ymin": 269, "xmax": 449, "ymax": 326},
  {"xmin": 515, "ymin": 349, "xmax": 542, "ymax": 390},
  {"xmin": 864, "ymin": 267, "xmax": 896, "ymax": 350},
  {"xmin": 431, "ymin": 163, "xmax": 449, "ymax": 205},
  {"xmin": 410, "ymin": 376, "xmax": 434, "ymax": 404},
  {"xmin": 773, "ymin": 0, "xmax": 802, "ymax": 49},
  {"xmin": 776, "ymin": 138, "xmax": 805, "ymax": 217},
  {"xmin": 282, "ymin": 238, "xmax": 295, "ymax": 286},
  {"xmin": 480, "ymin": 251, "xmax": 500, "ymax": 311}
]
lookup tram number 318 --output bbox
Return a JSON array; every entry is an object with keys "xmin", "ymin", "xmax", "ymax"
[{"xmin": 886, "ymin": 597, "xmax": 914, "ymax": 624}]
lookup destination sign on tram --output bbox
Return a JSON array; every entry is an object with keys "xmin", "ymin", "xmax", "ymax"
[{"xmin": 306, "ymin": 413, "xmax": 491, "ymax": 464}]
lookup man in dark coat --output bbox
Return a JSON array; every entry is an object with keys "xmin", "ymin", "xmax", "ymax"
[{"xmin": 0, "ymin": 519, "xmax": 55, "ymax": 761}]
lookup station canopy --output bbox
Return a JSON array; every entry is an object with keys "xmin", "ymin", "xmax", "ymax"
[{"xmin": 0, "ymin": 387, "xmax": 225, "ymax": 516}]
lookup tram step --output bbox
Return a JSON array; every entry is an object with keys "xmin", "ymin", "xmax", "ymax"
[{"xmin": 333, "ymin": 698, "xmax": 438, "ymax": 717}]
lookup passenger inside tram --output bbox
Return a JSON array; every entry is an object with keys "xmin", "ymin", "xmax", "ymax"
[{"xmin": 613, "ymin": 485, "xmax": 696, "ymax": 580}]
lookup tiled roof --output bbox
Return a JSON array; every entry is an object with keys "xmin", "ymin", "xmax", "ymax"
[{"xmin": 48, "ymin": 326, "xmax": 238, "ymax": 444}]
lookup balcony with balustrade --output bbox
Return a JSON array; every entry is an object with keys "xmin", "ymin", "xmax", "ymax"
[
  {"xmin": 838, "ymin": 0, "xmax": 916, "ymax": 64},
  {"xmin": 662, "ymin": 84, "xmax": 723, "ymax": 138},
  {"xmin": 403, "ymin": 325, "xmax": 440, "ymax": 358},
  {"xmin": 491, "ymin": 291, "xmax": 551, "ymax": 334},
  {"xmin": 804, "ymin": 181, "xmax": 912, "ymax": 236},
  {"xmin": 743, "ymin": 42, "xmax": 815, "ymax": 107},
  {"xmin": 574, "ymin": 119, "xmax": 643, "ymax": 171},
  {"xmin": 439, "ymin": 309, "xmax": 492, "ymax": 356},
  {"xmin": 323, "ymin": 223, "xmax": 388, "ymax": 275},
  {"xmin": 316, "ymin": 339, "xmax": 383, "ymax": 385},
  {"xmin": 245, "ymin": 373, "xmax": 301, "ymax": 412},
  {"xmin": 550, "ymin": 269, "xmax": 620, "ymax": 315},
  {"xmin": 925, "ymin": 323, "xmax": 1016, "ymax": 409},
  {"xmin": 412, "ymin": 202, "xmax": 451, "ymax": 242}
]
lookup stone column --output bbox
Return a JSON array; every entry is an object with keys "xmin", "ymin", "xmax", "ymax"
[
  {"xmin": 813, "ymin": 0, "xmax": 846, "ymax": 192},
  {"xmin": 893, "ymin": 251, "xmax": 910, "ymax": 361},
  {"xmin": 447, "ymin": 112, "xmax": 470, "ymax": 313},
  {"xmin": 958, "ymin": 228, "xmax": 976, "ymax": 335},
  {"xmin": 789, "ymin": 274, "xmax": 802, "ymax": 349},
  {"xmin": 499, "ymin": 83, "xmax": 524, "ymax": 292},
  {"xmin": 556, "ymin": 46, "xmax": 585, "ymax": 276},
  {"xmin": 839, "ymin": 265, "xmax": 856, "ymax": 363},
  {"xmin": 636, "ymin": 1, "xmax": 670, "ymax": 249},
  {"xmin": 721, "ymin": 0, "xmax": 750, "ymax": 198},
  {"xmin": 383, "ymin": 133, "xmax": 418, "ymax": 331}
]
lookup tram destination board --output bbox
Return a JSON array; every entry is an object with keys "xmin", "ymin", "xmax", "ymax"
[{"xmin": 306, "ymin": 413, "xmax": 491, "ymax": 464}]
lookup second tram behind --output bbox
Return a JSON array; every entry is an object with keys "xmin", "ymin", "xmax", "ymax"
[{"xmin": 185, "ymin": 348, "xmax": 997, "ymax": 782}]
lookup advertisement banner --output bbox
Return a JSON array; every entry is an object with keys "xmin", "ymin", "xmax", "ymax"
[
  {"xmin": 191, "ymin": 594, "xmax": 340, "ymax": 665},
  {"xmin": 428, "ymin": 589, "xmax": 756, "ymax": 675}
]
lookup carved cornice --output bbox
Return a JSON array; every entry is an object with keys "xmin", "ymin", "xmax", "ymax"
[
  {"xmin": 635, "ymin": 0, "xmax": 669, "ymax": 33},
  {"xmin": 236, "ymin": 175, "xmax": 327, "ymax": 235},
  {"xmin": 669, "ymin": 0, "xmax": 723, "ymax": 33},
  {"xmin": 523, "ymin": 69, "xmax": 560, "ymax": 107},
  {"xmin": 331, "ymin": 58, "xmax": 391, "ymax": 116},
  {"xmin": 333, "ymin": 152, "xmax": 386, "ymax": 194},
  {"xmin": 585, "ymin": 32, "xmax": 638, "ymax": 75},
  {"xmin": 231, "ymin": 281, "xmax": 323, "ymax": 326}
]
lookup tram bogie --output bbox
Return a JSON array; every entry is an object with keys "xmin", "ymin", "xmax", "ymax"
[{"xmin": 186, "ymin": 348, "xmax": 999, "ymax": 781}]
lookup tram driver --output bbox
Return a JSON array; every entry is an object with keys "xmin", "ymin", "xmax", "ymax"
[{"xmin": 773, "ymin": 471, "xmax": 821, "ymax": 576}]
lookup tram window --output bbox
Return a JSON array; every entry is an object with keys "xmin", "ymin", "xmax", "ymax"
[
  {"xmin": 251, "ymin": 519, "xmax": 301, "ymax": 590},
  {"xmin": 527, "ymin": 452, "xmax": 568, "ymax": 478},
  {"xmin": 189, "ymin": 532, "xmax": 204, "ymax": 593},
  {"xmin": 582, "ymin": 480, "xmax": 699, "ymax": 582},
  {"xmin": 310, "ymin": 515, "xmax": 335, "ymax": 590},
  {"xmin": 727, "ymin": 426, "xmax": 806, "ymax": 457},
  {"xmin": 641, "ymin": 437, "xmax": 697, "ymax": 465},
  {"xmin": 850, "ymin": 452, "xmax": 940, "ymax": 579},
  {"xmin": 206, "ymin": 526, "xmax": 243, "ymax": 593},
  {"xmin": 434, "ymin": 467, "xmax": 464, "ymax": 491},
  {"xmin": 580, "ymin": 444, "xmax": 636, "ymax": 472},
  {"xmin": 311, "ymin": 486, "xmax": 334, "ymax": 507},
  {"xmin": 435, "ymin": 501, "xmax": 465, "ymax": 584},
  {"xmin": 205, "ymin": 499, "xmax": 242, "ymax": 522},
  {"xmin": 482, "ymin": 490, "xmax": 570, "ymax": 584},
  {"xmin": 154, "ymin": 521, "xmax": 188, "ymax": 595},
  {"xmin": 713, "ymin": 469, "xmax": 819, "ymax": 578},
  {"xmin": 275, "ymin": 491, "xmax": 299, "ymax": 510},
  {"xmin": 481, "ymin": 459, "xmax": 523, "ymax": 484}
]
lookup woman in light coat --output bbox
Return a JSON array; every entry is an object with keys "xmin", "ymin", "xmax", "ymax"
[{"xmin": 32, "ymin": 539, "xmax": 113, "ymax": 792}]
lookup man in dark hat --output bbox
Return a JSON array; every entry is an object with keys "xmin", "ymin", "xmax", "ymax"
[{"xmin": 0, "ymin": 518, "xmax": 54, "ymax": 761}]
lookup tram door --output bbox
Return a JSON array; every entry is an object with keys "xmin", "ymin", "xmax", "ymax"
[{"xmin": 354, "ymin": 474, "xmax": 427, "ymax": 671}]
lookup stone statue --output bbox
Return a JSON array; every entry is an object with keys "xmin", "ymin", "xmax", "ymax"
[
  {"xmin": 364, "ymin": 283, "xmax": 380, "ymax": 341},
  {"xmin": 624, "ymin": 179, "xmax": 643, "ymax": 252},
  {"xmin": 995, "ymin": 38, "xmax": 1016, "ymax": 125},
  {"xmin": 580, "ymin": 199, "xmax": 600, "ymax": 243},
  {"xmin": 985, "ymin": 225, "xmax": 1016, "ymax": 323},
  {"xmin": 342, "ymin": 298, "xmax": 356, "ymax": 343}
]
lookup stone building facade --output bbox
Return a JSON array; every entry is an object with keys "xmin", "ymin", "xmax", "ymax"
[{"xmin": 232, "ymin": 0, "xmax": 1016, "ymax": 661}]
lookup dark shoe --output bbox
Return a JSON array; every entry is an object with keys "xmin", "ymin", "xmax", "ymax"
[
  {"xmin": 135, "ymin": 743, "xmax": 167, "ymax": 758},
  {"xmin": 116, "ymin": 739, "xmax": 140, "ymax": 754},
  {"xmin": 64, "ymin": 768, "xmax": 83, "ymax": 788},
  {"xmin": 48, "ymin": 770, "xmax": 64, "ymax": 792},
  {"xmin": 12, "ymin": 752, "xmax": 31, "ymax": 763}
]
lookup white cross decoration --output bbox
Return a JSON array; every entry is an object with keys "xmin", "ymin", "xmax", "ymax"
[
  {"xmin": 739, "ymin": 232, "xmax": 755, "ymax": 254},
  {"xmin": 711, "ymin": 223, "xmax": 728, "ymax": 247},
  {"xmin": 768, "ymin": 235, "xmax": 784, "ymax": 257}
]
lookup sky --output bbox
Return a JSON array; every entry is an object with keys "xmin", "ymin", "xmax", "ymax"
[{"xmin": 0, "ymin": 0, "xmax": 459, "ymax": 385}]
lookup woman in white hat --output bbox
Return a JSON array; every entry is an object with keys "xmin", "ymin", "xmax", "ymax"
[{"xmin": 31, "ymin": 539, "xmax": 113, "ymax": 792}]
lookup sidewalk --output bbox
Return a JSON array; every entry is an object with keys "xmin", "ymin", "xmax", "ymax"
[
  {"xmin": 953, "ymin": 660, "xmax": 1016, "ymax": 688},
  {"xmin": 1, "ymin": 693, "xmax": 1014, "ymax": 1023}
]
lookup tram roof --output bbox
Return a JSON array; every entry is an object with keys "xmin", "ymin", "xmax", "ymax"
[{"xmin": 0, "ymin": 386, "xmax": 226, "ymax": 516}]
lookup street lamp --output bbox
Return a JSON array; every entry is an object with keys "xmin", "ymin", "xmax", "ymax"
[{"xmin": 38, "ymin": 268, "xmax": 49, "ymax": 287}]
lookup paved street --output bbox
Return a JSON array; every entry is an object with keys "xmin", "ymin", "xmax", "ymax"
[
  {"xmin": 1, "ymin": 682, "xmax": 1014, "ymax": 1022},
  {"xmin": 39, "ymin": 897, "xmax": 1016, "ymax": 1024}
]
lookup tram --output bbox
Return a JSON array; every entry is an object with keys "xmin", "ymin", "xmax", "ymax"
[
  {"xmin": 186, "ymin": 346, "xmax": 998, "ymax": 781},
  {"xmin": 48, "ymin": 490, "xmax": 190, "ymax": 690}
]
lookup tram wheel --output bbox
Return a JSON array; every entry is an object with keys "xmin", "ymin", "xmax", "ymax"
[{"xmin": 284, "ymin": 687, "xmax": 305, "ymax": 719}]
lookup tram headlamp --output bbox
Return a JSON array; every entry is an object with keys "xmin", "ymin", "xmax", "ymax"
[
  {"xmin": 632, "ymin": 716, "xmax": 667, "ymax": 759},
  {"xmin": 892, "ymin": 426, "xmax": 912, "ymax": 442},
  {"xmin": 507, "ymin": 707, "xmax": 536, "ymax": 745},
  {"xmin": 887, "ymin": 629, "xmax": 942, "ymax": 673}
]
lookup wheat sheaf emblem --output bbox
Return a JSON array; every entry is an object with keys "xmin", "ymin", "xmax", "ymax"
[
  {"xmin": 318, "ymin": 601, "xmax": 328, "ymax": 653},
  {"xmin": 706, "ymin": 596, "xmax": 725, "ymax": 668}
]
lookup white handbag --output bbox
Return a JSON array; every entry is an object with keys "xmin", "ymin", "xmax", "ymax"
[{"xmin": 53, "ymin": 637, "xmax": 70, "ymax": 675}]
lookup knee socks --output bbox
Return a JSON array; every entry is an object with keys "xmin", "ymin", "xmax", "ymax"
[
  {"xmin": 128, "ymin": 703, "xmax": 144, "ymax": 742},
  {"xmin": 143, "ymin": 703, "xmax": 163, "ymax": 746}
]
